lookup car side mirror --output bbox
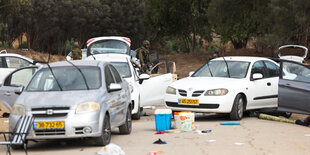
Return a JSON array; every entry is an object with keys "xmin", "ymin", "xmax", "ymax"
[
  {"xmin": 189, "ymin": 71, "xmax": 194, "ymax": 77},
  {"xmin": 1, "ymin": 112, "xmax": 10, "ymax": 118},
  {"xmin": 139, "ymin": 74, "xmax": 150, "ymax": 84},
  {"xmin": 108, "ymin": 83, "xmax": 122, "ymax": 92},
  {"xmin": 252, "ymin": 73, "xmax": 263, "ymax": 80},
  {"xmin": 14, "ymin": 86, "xmax": 24, "ymax": 95}
]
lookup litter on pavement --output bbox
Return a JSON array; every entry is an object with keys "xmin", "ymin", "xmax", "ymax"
[
  {"xmin": 153, "ymin": 138, "xmax": 167, "ymax": 144},
  {"xmin": 155, "ymin": 131, "xmax": 165, "ymax": 134},
  {"xmin": 234, "ymin": 142, "xmax": 245, "ymax": 146},
  {"xmin": 149, "ymin": 150, "xmax": 163, "ymax": 155},
  {"xmin": 220, "ymin": 122, "xmax": 240, "ymax": 125},
  {"xmin": 96, "ymin": 143, "xmax": 125, "ymax": 155}
]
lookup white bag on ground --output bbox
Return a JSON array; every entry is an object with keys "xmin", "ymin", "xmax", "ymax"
[{"xmin": 97, "ymin": 143, "xmax": 125, "ymax": 155}]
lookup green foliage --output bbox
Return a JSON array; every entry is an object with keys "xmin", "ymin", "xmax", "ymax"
[
  {"xmin": 144, "ymin": 0, "xmax": 212, "ymax": 53},
  {"xmin": 207, "ymin": 0, "xmax": 269, "ymax": 49}
]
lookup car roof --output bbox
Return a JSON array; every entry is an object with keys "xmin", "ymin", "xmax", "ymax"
[
  {"xmin": 0, "ymin": 53, "xmax": 34, "ymax": 62},
  {"xmin": 212, "ymin": 56, "xmax": 275, "ymax": 62},
  {"xmin": 86, "ymin": 36, "xmax": 131, "ymax": 47},
  {"xmin": 42, "ymin": 60, "xmax": 105, "ymax": 68}
]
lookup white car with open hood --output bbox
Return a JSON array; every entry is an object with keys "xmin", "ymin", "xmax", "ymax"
[{"xmin": 165, "ymin": 56, "xmax": 279, "ymax": 120}]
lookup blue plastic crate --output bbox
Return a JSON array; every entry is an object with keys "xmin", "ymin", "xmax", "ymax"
[{"xmin": 155, "ymin": 113, "xmax": 171, "ymax": 131}]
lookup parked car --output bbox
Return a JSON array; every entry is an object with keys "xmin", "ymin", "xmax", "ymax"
[
  {"xmin": 9, "ymin": 60, "xmax": 132, "ymax": 146},
  {"xmin": 82, "ymin": 36, "xmax": 176, "ymax": 120},
  {"xmin": 85, "ymin": 53, "xmax": 175, "ymax": 120},
  {"xmin": 0, "ymin": 66, "xmax": 39, "ymax": 111},
  {"xmin": 0, "ymin": 50, "xmax": 37, "ymax": 85},
  {"xmin": 165, "ymin": 56, "xmax": 280, "ymax": 120},
  {"xmin": 277, "ymin": 45, "xmax": 310, "ymax": 115}
]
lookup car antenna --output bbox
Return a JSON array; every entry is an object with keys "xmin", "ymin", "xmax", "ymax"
[
  {"xmin": 66, "ymin": 60, "xmax": 90, "ymax": 90},
  {"xmin": 36, "ymin": 61, "xmax": 63, "ymax": 91}
]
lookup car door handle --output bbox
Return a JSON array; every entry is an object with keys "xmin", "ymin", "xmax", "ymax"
[
  {"xmin": 267, "ymin": 82, "xmax": 271, "ymax": 86},
  {"xmin": 4, "ymin": 92, "xmax": 11, "ymax": 96}
]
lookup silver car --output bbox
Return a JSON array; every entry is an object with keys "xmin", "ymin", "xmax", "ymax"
[{"xmin": 9, "ymin": 60, "xmax": 132, "ymax": 146}]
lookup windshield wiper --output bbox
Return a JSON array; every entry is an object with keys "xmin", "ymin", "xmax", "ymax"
[
  {"xmin": 36, "ymin": 61, "xmax": 63, "ymax": 91},
  {"xmin": 66, "ymin": 60, "xmax": 90, "ymax": 90},
  {"xmin": 222, "ymin": 57, "xmax": 231, "ymax": 78},
  {"xmin": 206, "ymin": 61, "xmax": 213, "ymax": 77}
]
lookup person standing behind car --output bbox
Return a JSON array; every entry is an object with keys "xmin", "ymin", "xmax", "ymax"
[
  {"xmin": 137, "ymin": 40, "xmax": 151, "ymax": 73},
  {"xmin": 72, "ymin": 42, "xmax": 82, "ymax": 60}
]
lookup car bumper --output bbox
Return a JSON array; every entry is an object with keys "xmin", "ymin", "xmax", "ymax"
[
  {"xmin": 10, "ymin": 110, "xmax": 103, "ymax": 140},
  {"xmin": 164, "ymin": 94, "xmax": 235, "ymax": 113}
]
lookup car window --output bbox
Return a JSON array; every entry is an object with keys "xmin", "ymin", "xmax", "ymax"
[
  {"xmin": 193, "ymin": 61, "xmax": 250, "ymax": 78},
  {"xmin": 282, "ymin": 61, "xmax": 310, "ymax": 83},
  {"xmin": 27, "ymin": 66, "xmax": 101, "ymax": 91},
  {"xmin": 111, "ymin": 62, "xmax": 131, "ymax": 78},
  {"xmin": 104, "ymin": 66, "xmax": 115, "ymax": 89},
  {"xmin": 251, "ymin": 61, "xmax": 267, "ymax": 78},
  {"xmin": 5, "ymin": 57, "xmax": 31, "ymax": 68},
  {"xmin": 90, "ymin": 40, "xmax": 129, "ymax": 55},
  {"xmin": 4, "ymin": 68, "xmax": 37, "ymax": 87},
  {"xmin": 264, "ymin": 60, "xmax": 279, "ymax": 77},
  {"xmin": 0, "ymin": 57, "xmax": 5, "ymax": 68},
  {"xmin": 109, "ymin": 65, "xmax": 122, "ymax": 83}
]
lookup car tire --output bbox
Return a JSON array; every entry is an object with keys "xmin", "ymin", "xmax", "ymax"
[
  {"xmin": 119, "ymin": 106, "xmax": 132, "ymax": 134},
  {"xmin": 95, "ymin": 114, "xmax": 111, "ymax": 146},
  {"xmin": 132, "ymin": 102, "xmax": 141, "ymax": 120},
  {"xmin": 230, "ymin": 94, "xmax": 245, "ymax": 120}
]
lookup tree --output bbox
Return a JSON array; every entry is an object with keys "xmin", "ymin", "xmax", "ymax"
[
  {"xmin": 207, "ymin": 0, "xmax": 268, "ymax": 49},
  {"xmin": 144, "ymin": 0, "xmax": 212, "ymax": 53}
]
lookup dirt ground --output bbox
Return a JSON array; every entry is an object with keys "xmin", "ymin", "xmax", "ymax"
[{"xmin": 0, "ymin": 106, "xmax": 309, "ymax": 155}]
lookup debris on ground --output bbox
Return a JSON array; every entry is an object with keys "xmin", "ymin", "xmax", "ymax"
[
  {"xmin": 153, "ymin": 138, "xmax": 167, "ymax": 144},
  {"xmin": 201, "ymin": 130, "xmax": 212, "ymax": 133},
  {"xmin": 149, "ymin": 150, "xmax": 163, "ymax": 155},
  {"xmin": 97, "ymin": 143, "xmax": 125, "ymax": 155},
  {"xmin": 234, "ymin": 142, "xmax": 245, "ymax": 146},
  {"xmin": 220, "ymin": 122, "xmax": 240, "ymax": 125},
  {"xmin": 155, "ymin": 131, "xmax": 164, "ymax": 134},
  {"xmin": 259, "ymin": 113, "xmax": 309, "ymax": 126}
]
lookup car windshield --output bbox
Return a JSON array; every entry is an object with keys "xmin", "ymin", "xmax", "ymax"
[
  {"xmin": 193, "ymin": 60, "xmax": 250, "ymax": 78},
  {"xmin": 111, "ymin": 62, "xmax": 131, "ymax": 78},
  {"xmin": 26, "ymin": 66, "xmax": 101, "ymax": 91},
  {"xmin": 89, "ymin": 40, "xmax": 129, "ymax": 55}
]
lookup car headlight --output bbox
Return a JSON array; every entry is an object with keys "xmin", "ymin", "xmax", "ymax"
[
  {"xmin": 76, "ymin": 101, "xmax": 100, "ymax": 114},
  {"xmin": 166, "ymin": 86, "xmax": 176, "ymax": 95},
  {"xmin": 11, "ymin": 104, "xmax": 26, "ymax": 115},
  {"xmin": 204, "ymin": 88, "xmax": 228, "ymax": 96}
]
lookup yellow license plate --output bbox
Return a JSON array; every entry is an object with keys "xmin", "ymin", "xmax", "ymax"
[
  {"xmin": 178, "ymin": 99, "xmax": 199, "ymax": 105},
  {"xmin": 35, "ymin": 121, "xmax": 65, "ymax": 129}
]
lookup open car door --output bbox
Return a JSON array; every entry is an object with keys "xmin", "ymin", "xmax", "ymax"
[
  {"xmin": 278, "ymin": 60, "xmax": 310, "ymax": 114},
  {"xmin": 0, "ymin": 66, "xmax": 38, "ymax": 111},
  {"xmin": 139, "ymin": 73, "xmax": 173, "ymax": 107}
]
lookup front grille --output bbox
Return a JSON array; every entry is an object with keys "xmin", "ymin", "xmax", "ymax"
[
  {"xmin": 31, "ymin": 107, "xmax": 70, "ymax": 118},
  {"xmin": 34, "ymin": 129, "xmax": 65, "ymax": 136},
  {"xmin": 178, "ymin": 89, "xmax": 187, "ymax": 96},
  {"xmin": 192, "ymin": 90, "xmax": 205, "ymax": 97},
  {"xmin": 166, "ymin": 102, "xmax": 219, "ymax": 109}
]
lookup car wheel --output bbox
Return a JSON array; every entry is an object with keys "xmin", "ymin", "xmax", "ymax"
[
  {"xmin": 95, "ymin": 114, "xmax": 111, "ymax": 146},
  {"xmin": 119, "ymin": 106, "xmax": 132, "ymax": 134},
  {"xmin": 230, "ymin": 94, "xmax": 244, "ymax": 120},
  {"xmin": 132, "ymin": 102, "xmax": 141, "ymax": 120}
]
